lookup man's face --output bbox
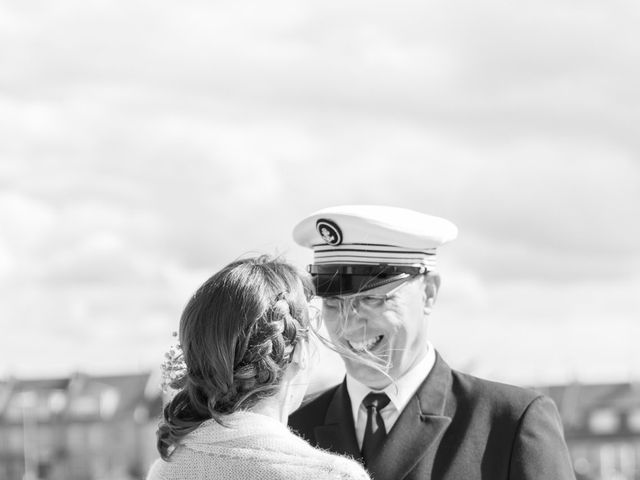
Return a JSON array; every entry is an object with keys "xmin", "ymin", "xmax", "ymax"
[{"xmin": 321, "ymin": 274, "xmax": 437, "ymax": 390}]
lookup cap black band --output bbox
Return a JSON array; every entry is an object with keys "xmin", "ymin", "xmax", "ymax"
[
  {"xmin": 307, "ymin": 264, "xmax": 427, "ymax": 297},
  {"xmin": 308, "ymin": 264, "xmax": 426, "ymax": 276}
]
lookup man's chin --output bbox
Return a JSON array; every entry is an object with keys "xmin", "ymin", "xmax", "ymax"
[{"xmin": 344, "ymin": 362, "xmax": 392, "ymax": 389}]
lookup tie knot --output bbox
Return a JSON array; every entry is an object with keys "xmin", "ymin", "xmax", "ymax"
[{"xmin": 363, "ymin": 392, "xmax": 390, "ymax": 412}]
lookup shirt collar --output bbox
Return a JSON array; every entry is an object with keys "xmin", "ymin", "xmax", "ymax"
[{"xmin": 346, "ymin": 341, "xmax": 436, "ymax": 418}]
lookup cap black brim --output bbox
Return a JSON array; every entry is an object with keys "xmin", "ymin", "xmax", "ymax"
[{"xmin": 308, "ymin": 264, "xmax": 426, "ymax": 297}]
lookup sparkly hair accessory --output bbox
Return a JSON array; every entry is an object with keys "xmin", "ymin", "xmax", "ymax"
[{"xmin": 160, "ymin": 332, "xmax": 187, "ymax": 392}]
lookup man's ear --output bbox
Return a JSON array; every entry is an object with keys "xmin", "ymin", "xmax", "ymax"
[{"xmin": 423, "ymin": 272, "xmax": 440, "ymax": 315}]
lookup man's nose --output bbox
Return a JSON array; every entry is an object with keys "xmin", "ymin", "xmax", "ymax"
[{"xmin": 340, "ymin": 302, "xmax": 367, "ymax": 328}]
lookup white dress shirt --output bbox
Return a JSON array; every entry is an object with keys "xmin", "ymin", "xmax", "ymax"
[{"xmin": 346, "ymin": 342, "xmax": 436, "ymax": 449}]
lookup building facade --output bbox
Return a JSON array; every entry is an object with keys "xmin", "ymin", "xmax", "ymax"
[
  {"xmin": 2, "ymin": 373, "xmax": 640, "ymax": 480},
  {"xmin": 0, "ymin": 372, "xmax": 162, "ymax": 480},
  {"xmin": 542, "ymin": 382, "xmax": 640, "ymax": 480}
]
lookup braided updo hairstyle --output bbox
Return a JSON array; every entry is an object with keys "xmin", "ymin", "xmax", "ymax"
[{"xmin": 157, "ymin": 255, "xmax": 313, "ymax": 459}]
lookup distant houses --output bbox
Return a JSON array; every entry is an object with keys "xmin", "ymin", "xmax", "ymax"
[
  {"xmin": 0, "ymin": 372, "xmax": 163, "ymax": 480},
  {"xmin": 2, "ymin": 373, "xmax": 640, "ymax": 480},
  {"xmin": 541, "ymin": 382, "xmax": 640, "ymax": 480}
]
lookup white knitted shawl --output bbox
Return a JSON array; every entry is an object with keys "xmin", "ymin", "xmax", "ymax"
[{"xmin": 147, "ymin": 411, "xmax": 371, "ymax": 480}]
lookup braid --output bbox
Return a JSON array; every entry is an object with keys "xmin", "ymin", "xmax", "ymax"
[{"xmin": 215, "ymin": 292, "xmax": 304, "ymax": 413}]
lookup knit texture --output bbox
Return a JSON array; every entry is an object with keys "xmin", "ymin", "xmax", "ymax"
[{"xmin": 147, "ymin": 411, "xmax": 370, "ymax": 480}]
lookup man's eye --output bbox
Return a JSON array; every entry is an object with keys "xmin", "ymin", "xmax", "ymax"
[
  {"xmin": 323, "ymin": 298, "xmax": 340, "ymax": 309},
  {"xmin": 360, "ymin": 296, "xmax": 384, "ymax": 306}
]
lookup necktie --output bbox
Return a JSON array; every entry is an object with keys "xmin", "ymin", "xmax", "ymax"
[{"xmin": 361, "ymin": 392, "xmax": 391, "ymax": 465}]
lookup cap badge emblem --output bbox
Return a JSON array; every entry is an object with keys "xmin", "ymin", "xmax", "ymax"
[{"xmin": 316, "ymin": 219, "xmax": 342, "ymax": 246}]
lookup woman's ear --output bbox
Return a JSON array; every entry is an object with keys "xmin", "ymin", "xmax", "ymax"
[
  {"xmin": 423, "ymin": 272, "xmax": 440, "ymax": 315},
  {"xmin": 290, "ymin": 339, "xmax": 308, "ymax": 371}
]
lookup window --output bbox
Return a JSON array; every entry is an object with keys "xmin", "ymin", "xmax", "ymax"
[
  {"xmin": 589, "ymin": 409, "xmax": 620, "ymax": 434},
  {"xmin": 49, "ymin": 390, "xmax": 67, "ymax": 415},
  {"xmin": 70, "ymin": 395, "xmax": 99, "ymax": 417},
  {"xmin": 626, "ymin": 408, "xmax": 640, "ymax": 432}
]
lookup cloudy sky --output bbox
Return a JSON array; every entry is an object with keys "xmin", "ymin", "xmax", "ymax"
[{"xmin": 1, "ymin": 0, "xmax": 638, "ymax": 389}]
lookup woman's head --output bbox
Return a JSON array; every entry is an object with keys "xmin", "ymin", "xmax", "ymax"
[{"xmin": 158, "ymin": 255, "xmax": 312, "ymax": 459}]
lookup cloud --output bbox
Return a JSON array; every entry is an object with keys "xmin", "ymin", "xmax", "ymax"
[
  {"xmin": 0, "ymin": 0, "xmax": 638, "ymax": 383},
  {"xmin": 0, "ymin": 191, "xmax": 57, "ymax": 284},
  {"xmin": 443, "ymin": 142, "xmax": 640, "ymax": 279},
  {"xmin": 433, "ymin": 273, "xmax": 640, "ymax": 384}
]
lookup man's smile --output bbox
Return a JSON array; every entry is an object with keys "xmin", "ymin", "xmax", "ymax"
[{"xmin": 347, "ymin": 335, "xmax": 384, "ymax": 353}]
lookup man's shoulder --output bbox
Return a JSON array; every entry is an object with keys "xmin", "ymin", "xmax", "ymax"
[
  {"xmin": 434, "ymin": 352, "xmax": 543, "ymax": 405},
  {"xmin": 288, "ymin": 384, "xmax": 341, "ymax": 438},
  {"xmin": 299, "ymin": 384, "xmax": 342, "ymax": 412},
  {"xmin": 448, "ymin": 367, "xmax": 550, "ymax": 416}
]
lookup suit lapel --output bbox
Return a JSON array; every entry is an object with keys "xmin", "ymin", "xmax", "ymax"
[
  {"xmin": 367, "ymin": 353, "xmax": 453, "ymax": 480},
  {"xmin": 314, "ymin": 379, "xmax": 362, "ymax": 460}
]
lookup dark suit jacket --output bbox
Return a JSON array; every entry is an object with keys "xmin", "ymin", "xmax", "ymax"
[{"xmin": 289, "ymin": 353, "xmax": 575, "ymax": 480}]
